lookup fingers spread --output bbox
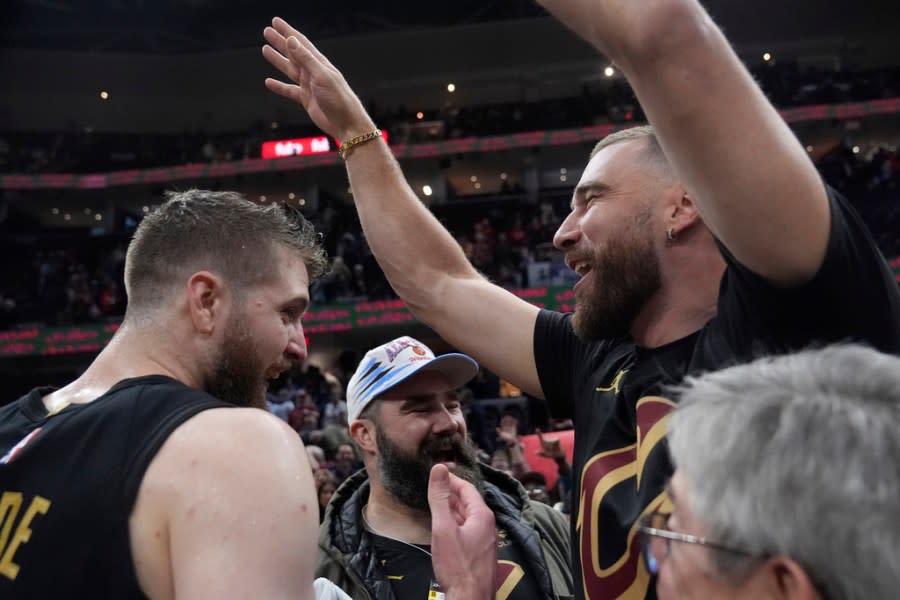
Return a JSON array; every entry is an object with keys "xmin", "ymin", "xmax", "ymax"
[
  {"xmin": 264, "ymin": 78, "xmax": 304, "ymax": 105},
  {"xmin": 263, "ymin": 26, "xmax": 288, "ymax": 56},
  {"xmin": 262, "ymin": 45, "xmax": 296, "ymax": 80},
  {"xmin": 272, "ymin": 16, "xmax": 303, "ymax": 42},
  {"xmin": 271, "ymin": 17, "xmax": 337, "ymax": 70}
]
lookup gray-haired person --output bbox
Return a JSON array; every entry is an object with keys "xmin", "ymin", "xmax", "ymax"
[{"xmin": 640, "ymin": 344, "xmax": 900, "ymax": 600}]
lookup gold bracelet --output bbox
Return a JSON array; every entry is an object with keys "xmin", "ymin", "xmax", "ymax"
[{"xmin": 338, "ymin": 128, "xmax": 382, "ymax": 159}]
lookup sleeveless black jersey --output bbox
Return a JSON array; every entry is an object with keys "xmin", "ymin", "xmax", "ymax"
[{"xmin": 0, "ymin": 375, "xmax": 230, "ymax": 599}]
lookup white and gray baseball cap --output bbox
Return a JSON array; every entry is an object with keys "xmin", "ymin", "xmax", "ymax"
[{"xmin": 346, "ymin": 336, "xmax": 479, "ymax": 423}]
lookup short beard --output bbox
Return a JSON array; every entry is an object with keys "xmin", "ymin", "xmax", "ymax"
[
  {"xmin": 376, "ymin": 428, "xmax": 483, "ymax": 512},
  {"xmin": 572, "ymin": 206, "xmax": 662, "ymax": 341},
  {"xmin": 206, "ymin": 314, "xmax": 267, "ymax": 410}
]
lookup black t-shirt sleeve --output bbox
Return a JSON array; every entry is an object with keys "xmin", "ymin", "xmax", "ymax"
[
  {"xmin": 534, "ymin": 309, "xmax": 595, "ymax": 419},
  {"xmin": 715, "ymin": 185, "xmax": 900, "ymax": 357}
]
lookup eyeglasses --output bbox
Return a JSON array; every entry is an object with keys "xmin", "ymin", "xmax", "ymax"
[{"xmin": 637, "ymin": 511, "xmax": 760, "ymax": 575}]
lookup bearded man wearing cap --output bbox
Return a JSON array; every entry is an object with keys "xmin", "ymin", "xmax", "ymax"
[{"xmin": 316, "ymin": 336, "xmax": 574, "ymax": 600}]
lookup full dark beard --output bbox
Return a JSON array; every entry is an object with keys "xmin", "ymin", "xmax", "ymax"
[
  {"xmin": 572, "ymin": 207, "xmax": 662, "ymax": 341},
  {"xmin": 377, "ymin": 429, "xmax": 484, "ymax": 512},
  {"xmin": 206, "ymin": 316, "xmax": 267, "ymax": 410}
]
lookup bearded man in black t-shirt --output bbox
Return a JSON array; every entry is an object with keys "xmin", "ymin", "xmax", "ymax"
[{"xmin": 263, "ymin": 1, "xmax": 900, "ymax": 598}]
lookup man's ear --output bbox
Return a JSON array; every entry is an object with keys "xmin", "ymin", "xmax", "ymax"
[
  {"xmin": 763, "ymin": 556, "xmax": 823, "ymax": 600},
  {"xmin": 350, "ymin": 419, "xmax": 378, "ymax": 454},
  {"xmin": 187, "ymin": 271, "xmax": 224, "ymax": 334},
  {"xmin": 664, "ymin": 186, "xmax": 702, "ymax": 233}
]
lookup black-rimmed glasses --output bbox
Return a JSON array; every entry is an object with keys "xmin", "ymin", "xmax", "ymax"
[{"xmin": 637, "ymin": 511, "xmax": 761, "ymax": 575}]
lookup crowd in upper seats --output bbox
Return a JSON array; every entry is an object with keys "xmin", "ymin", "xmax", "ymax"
[
  {"xmin": 0, "ymin": 62, "xmax": 897, "ymax": 175},
  {"xmin": 0, "ymin": 142, "xmax": 897, "ymax": 332}
]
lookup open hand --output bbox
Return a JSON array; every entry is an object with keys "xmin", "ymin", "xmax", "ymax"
[{"xmin": 262, "ymin": 17, "xmax": 376, "ymax": 141}]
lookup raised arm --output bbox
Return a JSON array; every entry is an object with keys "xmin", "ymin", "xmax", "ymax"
[
  {"xmin": 130, "ymin": 408, "xmax": 318, "ymax": 600},
  {"xmin": 538, "ymin": 0, "xmax": 830, "ymax": 285},
  {"xmin": 262, "ymin": 18, "xmax": 543, "ymax": 397}
]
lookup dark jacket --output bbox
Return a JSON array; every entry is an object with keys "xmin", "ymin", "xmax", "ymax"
[{"xmin": 316, "ymin": 464, "xmax": 574, "ymax": 600}]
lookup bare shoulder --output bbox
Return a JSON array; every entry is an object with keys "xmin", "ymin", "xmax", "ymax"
[
  {"xmin": 144, "ymin": 406, "xmax": 313, "ymax": 505},
  {"xmin": 132, "ymin": 407, "xmax": 317, "ymax": 599},
  {"xmin": 163, "ymin": 406, "xmax": 305, "ymax": 457}
]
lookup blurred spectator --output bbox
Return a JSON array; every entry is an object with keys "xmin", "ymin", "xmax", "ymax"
[
  {"xmin": 519, "ymin": 471, "xmax": 553, "ymax": 506},
  {"xmin": 316, "ymin": 471, "xmax": 339, "ymax": 523},
  {"xmin": 290, "ymin": 404, "xmax": 321, "ymax": 436},
  {"xmin": 494, "ymin": 409, "xmax": 531, "ymax": 475},
  {"xmin": 328, "ymin": 443, "xmax": 361, "ymax": 485},
  {"xmin": 536, "ymin": 429, "xmax": 573, "ymax": 515},
  {"xmin": 267, "ymin": 387, "xmax": 296, "ymax": 423},
  {"xmin": 307, "ymin": 445, "xmax": 327, "ymax": 471},
  {"xmin": 321, "ymin": 390, "xmax": 348, "ymax": 428}
]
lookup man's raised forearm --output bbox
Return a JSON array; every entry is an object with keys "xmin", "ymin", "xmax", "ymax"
[{"xmin": 343, "ymin": 139, "xmax": 482, "ymax": 314}]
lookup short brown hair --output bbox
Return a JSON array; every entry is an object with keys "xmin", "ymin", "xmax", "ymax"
[
  {"xmin": 124, "ymin": 189, "xmax": 327, "ymax": 314},
  {"xmin": 590, "ymin": 125, "xmax": 672, "ymax": 177}
]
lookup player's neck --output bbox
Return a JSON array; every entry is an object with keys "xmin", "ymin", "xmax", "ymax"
[
  {"xmin": 48, "ymin": 321, "xmax": 201, "ymax": 409},
  {"xmin": 364, "ymin": 486, "xmax": 433, "ymax": 545}
]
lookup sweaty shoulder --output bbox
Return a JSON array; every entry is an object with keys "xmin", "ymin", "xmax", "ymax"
[
  {"xmin": 132, "ymin": 406, "xmax": 308, "ymax": 522},
  {"xmin": 131, "ymin": 408, "xmax": 316, "ymax": 599},
  {"xmin": 146, "ymin": 406, "xmax": 308, "ymax": 490}
]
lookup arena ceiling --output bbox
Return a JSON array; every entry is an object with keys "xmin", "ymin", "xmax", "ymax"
[
  {"xmin": 2, "ymin": 0, "xmax": 899, "ymax": 55},
  {"xmin": 2, "ymin": 0, "xmax": 545, "ymax": 53}
]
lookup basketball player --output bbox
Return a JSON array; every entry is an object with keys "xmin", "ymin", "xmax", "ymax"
[{"xmin": 0, "ymin": 189, "xmax": 499, "ymax": 600}]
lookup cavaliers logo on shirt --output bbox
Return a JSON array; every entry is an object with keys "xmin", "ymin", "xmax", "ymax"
[{"xmin": 577, "ymin": 395, "xmax": 675, "ymax": 599}]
